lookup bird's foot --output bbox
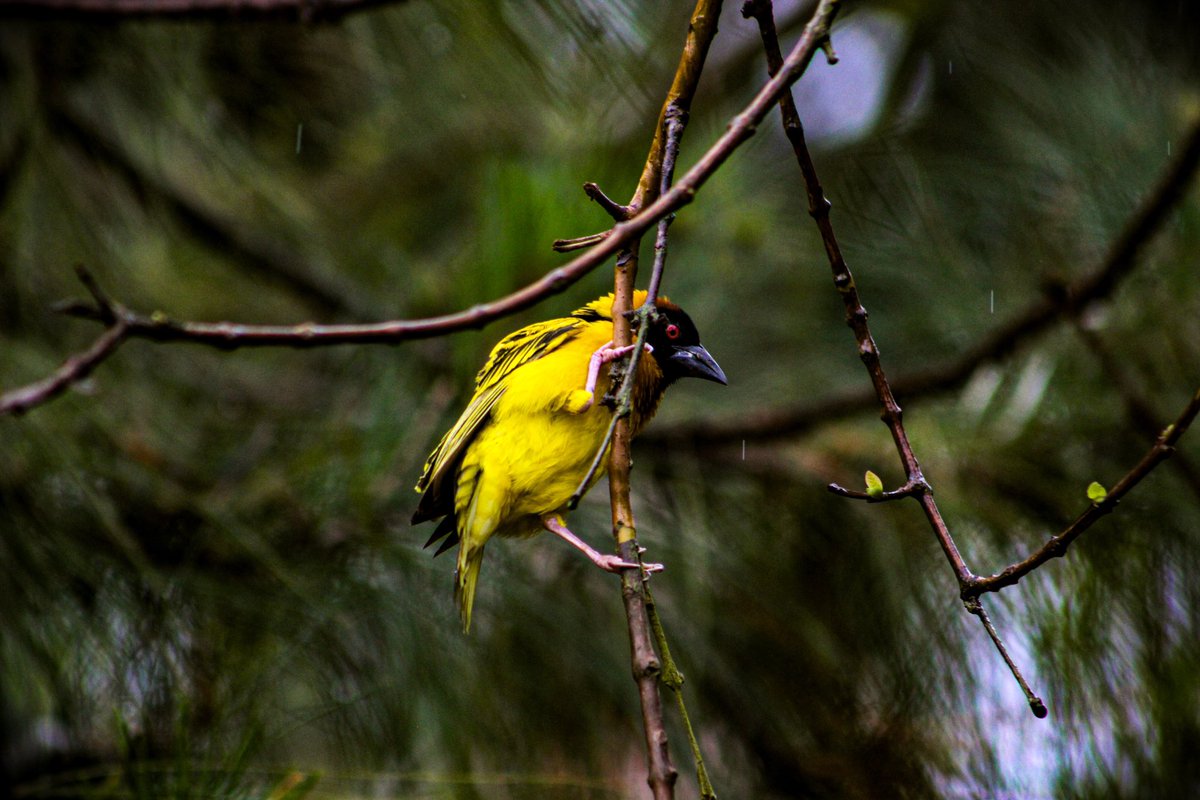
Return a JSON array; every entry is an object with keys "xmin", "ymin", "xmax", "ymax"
[
  {"xmin": 592, "ymin": 553, "xmax": 665, "ymax": 574},
  {"xmin": 573, "ymin": 341, "xmax": 653, "ymax": 413},
  {"xmin": 543, "ymin": 514, "xmax": 664, "ymax": 575}
]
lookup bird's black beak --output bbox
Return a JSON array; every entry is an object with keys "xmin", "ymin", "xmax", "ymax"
[{"xmin": 668, "ymin": 344, "xmax": 727, "ymax": 385}]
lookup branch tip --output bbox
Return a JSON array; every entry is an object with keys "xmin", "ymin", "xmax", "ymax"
[
  {"xmin": 1030, "ymin": 698, "xmax": 1049, "ymax": 719},
  {"xmin": 583, "ymin": 182, "xmax": 632, "ymax": 222},
  {"xmin": 73, "ymin": 264, "xmax": 118, "ymax": 322},
  {"xmin": 552, "ymin": 231, "xmax": 610, "ymax": 252},
  {"xmin": 819, "ymin": 36, "xmax": 838, "ymax": 64}
]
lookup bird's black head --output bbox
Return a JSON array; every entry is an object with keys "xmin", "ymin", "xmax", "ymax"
[{"xmin": 645, "ymin": 300, "xmax": 727, "ymax": 386}]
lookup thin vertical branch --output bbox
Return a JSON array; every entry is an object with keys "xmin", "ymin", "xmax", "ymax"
[
  {"xmin": 568, "ymin": 108, "xmax": 688, "ymax": 509},
  {"xmin": 645, "ymin": 583, "xmax": 717, "ymax": 800},
  {"xmin": 602, "ymin": 2, "xmax": 846, "ymax": 791},
  {"xmin": 743, "ymin": 0, "xmax": 1046, "ymax": 717},
  {"xmin": 742, "ymin": 0, "xmax": 972, "ymax": 581},
  {"xmin": 607, "ymin": 4, "xmax": 724, "ymax": 794}
]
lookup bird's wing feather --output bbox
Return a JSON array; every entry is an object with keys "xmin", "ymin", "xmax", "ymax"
[
  {"xmin": 472, "ymin": 319, "xmax": 582, "ymax": 394},
  {"xmin": 411, "ymin": 317, "xmax": 585, "ymax": 522}
]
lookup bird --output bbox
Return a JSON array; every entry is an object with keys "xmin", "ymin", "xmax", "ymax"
[{"xmin": 412, "ymin": 290, "xmax": 726, "ymax": 631}]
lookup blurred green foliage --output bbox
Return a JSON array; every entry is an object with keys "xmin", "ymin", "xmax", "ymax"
[{"xmin": 2, "ymin": 0, "xmax": 1200, "ymax": 797}]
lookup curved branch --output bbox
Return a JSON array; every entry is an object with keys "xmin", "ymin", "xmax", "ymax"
[
  {"xmin": 0, "ymin": 324, "xmax": 127, "ymax": 416},
  {"xmin": 57, "ymin": 259, "xmax": 605, "ymax": 349}
]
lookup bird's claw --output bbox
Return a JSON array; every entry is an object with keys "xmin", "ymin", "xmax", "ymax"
[
  {"xmin": 594, "ymin": 554, "xmax": 665, "ymax": 574},
  {"xmin": 582, "ymin": 342, "xmax": 657, "ymax": 405}
]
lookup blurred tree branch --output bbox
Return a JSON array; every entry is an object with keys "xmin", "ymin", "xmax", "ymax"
[
  {"xmin": 0, "ymin": 0, "xmax": 404, "ymax": 22},
  {"xmin": 0, "ymin": 129, "xmax": 31, "ymax": 214},
  {"xmin": 49, "ymin": 105, "xmax": 372, "ymax": 319},
  {"xmin": 649, "ymin": 115, "xmax": 1200, "ymax": 446}
]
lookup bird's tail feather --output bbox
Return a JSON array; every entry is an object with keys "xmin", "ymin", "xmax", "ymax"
[
  {"xmin": 424, "ymin": 514, "xmax": 459, "ymax": 556},
  {"xmin": 454, "ymin": 547, "xmax": 485, "ymax": 633}
]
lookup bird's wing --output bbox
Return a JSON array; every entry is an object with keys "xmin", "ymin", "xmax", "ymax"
[
  {"xmin": 472, "ymin": 318, "xmax": 584, "ymax": 395},
  {"xmin": 411, "ymin": 317, "xmax": 585, "ymax": 523}
]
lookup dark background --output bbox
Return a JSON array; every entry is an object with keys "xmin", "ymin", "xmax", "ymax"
[{"xmin": 2, "ymin": 1, "xmax": 1200, "ymax": 797}]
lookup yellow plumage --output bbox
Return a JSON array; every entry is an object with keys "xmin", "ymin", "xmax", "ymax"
[{"xmin": 413, "ymin": 291, "xmax": 725, "ymax": 631}]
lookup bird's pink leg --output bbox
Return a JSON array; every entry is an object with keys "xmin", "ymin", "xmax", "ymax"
[
  {"xmin": 573, "ymin": 341, "xmax": 655, "ymax": 412},
  {"xmin": 585, "ymin": 341, "xmax": 635, "ymax": 395},
  {"xmin": 542, "ymin": 515, "xmax": 664, "ymax": 574}
]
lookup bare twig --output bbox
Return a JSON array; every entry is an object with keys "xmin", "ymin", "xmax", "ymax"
[
  {"xmin": 56, "ymin": 261, "xmax": 600, "ymax": 349},
  {"xmin": 604, "ymin": 2, "xmax": 725, "ymax": 795},
  {"xmin": 743, "ymin": 0, "xmax": 1047, "ymax": 717},
  {"xmin": 0, "ymin": 268, "xmax": 130, "ymax": 417},
  {"xmin": 584, "ymin": 182, "xmax": 634, "ymax": 222},
  {"xmin": 827, "ymin": 477, "xmax": 924, "ymax": 503},
  {"xmin": 966, "ymin": 387, "xmax": 1200, "ymax": 597},
  {"xmin": 964, "ymin": 598, "xmax": 1048, "ymax": 718},
  {"xmin": 744, "ymin": 0, "xmax": 970, "ymax": 583},
  {"xmin": 11, "ymin": 245, "xmax": 612, "ymax": 417},
  {"xmin": 1074, "ymin": 324, "xmax": 1200, "ymax": 502},
  {"xmin": 645, "ymin": 109, "xmax": 686, "ymax": 304},
  {"xmin": 552, "ymin": 230, "xmax": 610, "ymax": 253},
  {"xmin": 0, "ymin": 321, "xmax": 128, "ymax": 416}
]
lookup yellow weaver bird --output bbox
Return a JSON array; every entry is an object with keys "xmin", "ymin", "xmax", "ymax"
[{"xmin": 412, "ymin": 291, "xmax": 726, "ymax": 631}]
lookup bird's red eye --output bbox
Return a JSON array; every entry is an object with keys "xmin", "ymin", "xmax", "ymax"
[{"xmin": 665, "ymin": 324, "xmax": 681, "ymax": 340}]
